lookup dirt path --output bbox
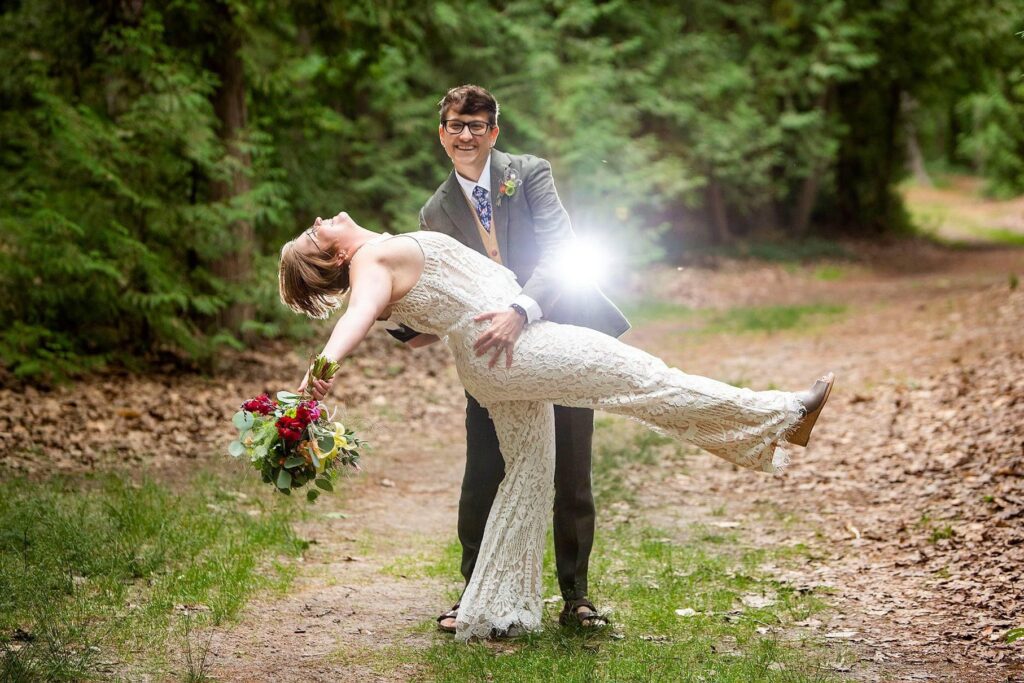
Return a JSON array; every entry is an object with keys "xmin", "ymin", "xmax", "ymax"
[
  {"xmin": 3, "ymin": 237, "xmax": 1021, "ymax": 681},
  {"xmin": 628, "ymin": 244, "xmax": 1024, "ymax": 682},
  {"xmin": 201, "ymin": 341, "xmax": 471, "ymax": 682},
  {"xmin": 196, "ymin": 241, "xmax": 1022, "ymax": 682}
]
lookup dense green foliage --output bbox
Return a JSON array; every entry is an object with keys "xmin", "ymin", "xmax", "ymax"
[{"xmin": 0, "ymin": 0, "xmax": 1020, "ymax": 377}]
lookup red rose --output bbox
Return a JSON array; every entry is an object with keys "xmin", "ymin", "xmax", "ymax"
[
  {"xmin": 295, "ymin": 401, "xmax": 322, "ymax": 427},
  {"xmin": 275, "ymin": 415, "xmax": 305, "ymax": 442},
  {"xmin": 242, "ymin": 394, "xmax": 276, "ymax": 416}
]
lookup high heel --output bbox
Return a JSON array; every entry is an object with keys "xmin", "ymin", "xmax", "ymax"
[{"xmin": 787, "ymin": 372, "xmax": 835, "ymax": 447}]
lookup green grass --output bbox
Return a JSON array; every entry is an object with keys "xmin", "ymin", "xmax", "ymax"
[
  {"xmin": 976, "ymin": 227, "xmax": 1024, "ymax": 246},
  {"xmin": 705, "ymin": 304, "xmax": 846, "ymax": 334},
  {"xmin": 687, "ymin": 238, "xmax": 851, "ymax": 264},
  {"xmin": 813, "ymin": 265, "xmax": 846, "ymax": 282},
  {"xmin": 0, "ymin": 473, "xmax": 306, "ymax": 680},
  {"xmin": 381, "ymin": 418, "xmax": 842, "ymax": 682},
  {"xmin": 382, "ymin": 538, "xmax": 463, "ymax": 581},
  {"xmin": 591, "ymin": 417, "xmax": 684, "ymax": 506},
  {"xmin": 621, "ymin": 300, "xmax": 847, "ymax": 336},
  {"xmin": 740, "ymin": 239, "xmax": 851, "ymax": 263},
  {"xmin": 906, "ymin": 201, "xmax": 1024, "ymax": 247},
  {"xmin": 416, "ymin": 527, "xmax": 837, "ymax": 682},
  {"xmin": 620, "ymin": 299, "xmax": 697, "ymax": 327}
]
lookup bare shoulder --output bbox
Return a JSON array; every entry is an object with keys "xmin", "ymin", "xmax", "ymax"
[{"xmin": 352, "ymin": 235, "xmax": 423, "ymax": 272}]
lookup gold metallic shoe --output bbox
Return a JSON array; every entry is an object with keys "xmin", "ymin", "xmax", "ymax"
[{"xmin": 788, "ymin": 372, "xmax": 835, "ymax": 447}]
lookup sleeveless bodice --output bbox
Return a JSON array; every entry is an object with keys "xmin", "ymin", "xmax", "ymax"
[{"xmin": 386, "ymin": 231, "xmax": 523, "ymax": 339}]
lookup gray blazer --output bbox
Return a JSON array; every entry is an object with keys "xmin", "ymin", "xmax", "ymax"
[{"xmin": 418, "ymin": 149, "xmax": 629, "ymax": 338}]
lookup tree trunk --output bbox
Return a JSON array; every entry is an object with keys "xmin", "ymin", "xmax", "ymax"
[
  {"xmin": 793, "ymin": 89, "xmax": 832, "ymax": 235},
  {"xmin": 750, "ymin": 200, "xmax": 780, "ymax": 237},
  {"xmin": 793, "ymin": 172, "xmax": 821, "ymax": 236},
  {"xmin": 902, "ymin": 93, "xmax": 932, "ymax": 187},
  {"xmin": 706, "ymin": 177, "xmax": 731, "ymax": 244},
  {"xmin": 945, "ymin": 102, "xmax": 960, "ymax": 167},
  {"xmin": 877, "ymin": 83, "xmax": 903, "ymax": 230},
  {"xmin": 209, "ymin": 9, "xmax": 253, "ymax": 333}
]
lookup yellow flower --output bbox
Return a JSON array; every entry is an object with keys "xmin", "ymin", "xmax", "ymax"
[{"xmin": 312, "ymin": 422, "xmax": 349, "ymax": 472}]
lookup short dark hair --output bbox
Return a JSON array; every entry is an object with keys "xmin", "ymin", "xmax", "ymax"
[{"xmin": 438, "ymin": 85, "xmax": 499, "ymax": 126}]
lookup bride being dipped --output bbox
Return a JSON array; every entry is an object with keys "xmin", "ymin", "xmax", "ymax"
[{"xmin": 279, "ymin": 210, "xmax": 835, "ymax": 642}]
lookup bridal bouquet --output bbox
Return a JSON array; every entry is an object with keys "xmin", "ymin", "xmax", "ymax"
[{"xmin": 228, "ymin": 355, "xmax": 365, "ymax": 502}]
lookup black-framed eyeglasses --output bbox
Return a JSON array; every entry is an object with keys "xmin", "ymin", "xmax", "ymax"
[{"xmin": 442, "ymin": 119, "xmax": 494, "ymax": 136}]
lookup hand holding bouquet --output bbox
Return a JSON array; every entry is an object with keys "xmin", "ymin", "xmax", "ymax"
[{"xmin": 229, "ymin": 355, "xmax": 365, "ymax": 502}]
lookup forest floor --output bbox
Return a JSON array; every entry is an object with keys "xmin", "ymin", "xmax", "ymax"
[{"xmin": 2, "ymin": 178, "xmax": 1023, "ymax": 681}]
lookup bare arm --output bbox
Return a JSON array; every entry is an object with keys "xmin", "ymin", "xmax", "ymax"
[{"xmin": 300, "ymin": 256, "xmax": 393, "ymax": 398}]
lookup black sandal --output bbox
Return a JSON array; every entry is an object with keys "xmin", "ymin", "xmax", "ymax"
[
  {"xmin": 436, "ymin": 602, "xmax": 460, "ymax": 634},
  {"xmin": 559, "ymin": 598, "xmax": 609, "ymax": 628}
]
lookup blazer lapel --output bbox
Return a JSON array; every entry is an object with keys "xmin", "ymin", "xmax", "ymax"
[
  {"xmin": 490, "ymin": 149, "xmax": 512, "ymax": 262},
  {"xmin": 440, "ymin": 172, "xmax": 486, "ymax": 253}
]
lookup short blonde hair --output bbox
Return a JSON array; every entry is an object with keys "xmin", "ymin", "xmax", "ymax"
[{"xmin": 278, "ymin": 234, "xmax": 350, "ymax": 319}]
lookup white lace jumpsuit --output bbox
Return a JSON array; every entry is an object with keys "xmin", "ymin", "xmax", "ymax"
[{"xmin": 382, "ymin": 231, "xmax": 803, "ymax": 641}]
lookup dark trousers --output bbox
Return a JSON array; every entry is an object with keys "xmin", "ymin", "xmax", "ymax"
[{"xmin": 458, "ymin": 392, "xmax": 596, "ymax": 602}]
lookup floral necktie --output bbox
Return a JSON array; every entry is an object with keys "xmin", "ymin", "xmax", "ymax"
[{"xmin": 471, "ymin": 186, "xmax": 492, "ymax": 233}]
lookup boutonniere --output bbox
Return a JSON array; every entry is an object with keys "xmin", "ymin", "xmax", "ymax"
[{"xmin": 495, "ymin": 166, "xmax": 521, "ymax": 207}]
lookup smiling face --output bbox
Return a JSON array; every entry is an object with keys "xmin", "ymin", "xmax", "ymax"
[
  {"xmin": 280, "ymin": 211, "xmax": 358, "ymax": 319},
  {"xmin": 302, "ymin": 211, "xmax": 356, "ymax": 258},
  {"xmin": 439, "ymin": 110, "xmax": 499, "ymax": 181}
]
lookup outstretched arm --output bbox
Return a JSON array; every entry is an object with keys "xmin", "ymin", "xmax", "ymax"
[{"xmin": 299, "ymin": 257, "xmax": 393, "ymax": 399}]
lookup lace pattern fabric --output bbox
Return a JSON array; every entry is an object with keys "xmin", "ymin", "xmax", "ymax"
[
  {"xmin": 385, "ymin": 231, "xmax": 803, "ymax": 640},
  {"xmin": 453, "ymin": 400, "xmax": 554, "ymax": 640}
]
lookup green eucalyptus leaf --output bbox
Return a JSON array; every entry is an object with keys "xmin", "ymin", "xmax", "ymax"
[
  {"xmin": 228, "ymin": 441, "xmax": 245, "ymax": 457},
  {"xmin": 317, "ymin": 434, "xmax": 334, "ymax": 452},
  {"xmin": 307, "ymin": 489, "xmax": 320, "ymax": 502},
  {"xmin": 232, "ymin": 411, "xmax": 254, "ymax": 431},
  {"xmin": 276, "ymin": 469, "xmax": 292, "ymax": 490},
  {"xmin": 315, "ymin": 478, "xmax": 333, "ymax": 492},
  {"xmin": 284, "ymin": 455, "xmax": 306, "ymax": 468}
]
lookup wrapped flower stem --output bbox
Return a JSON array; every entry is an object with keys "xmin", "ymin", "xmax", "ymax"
[{"xmin": 301, "ymin": 354, "xmax": 341, "ymax": 400}]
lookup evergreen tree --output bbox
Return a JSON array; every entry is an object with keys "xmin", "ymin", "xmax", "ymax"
[{"xmin": 0, "ymin": 0, "xmax": 1018, "ymax": 379}]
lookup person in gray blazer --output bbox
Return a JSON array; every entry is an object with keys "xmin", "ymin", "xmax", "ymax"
[{"xmin": 405, "ymin": 85, "xmax": 629, "ymax": 632}]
